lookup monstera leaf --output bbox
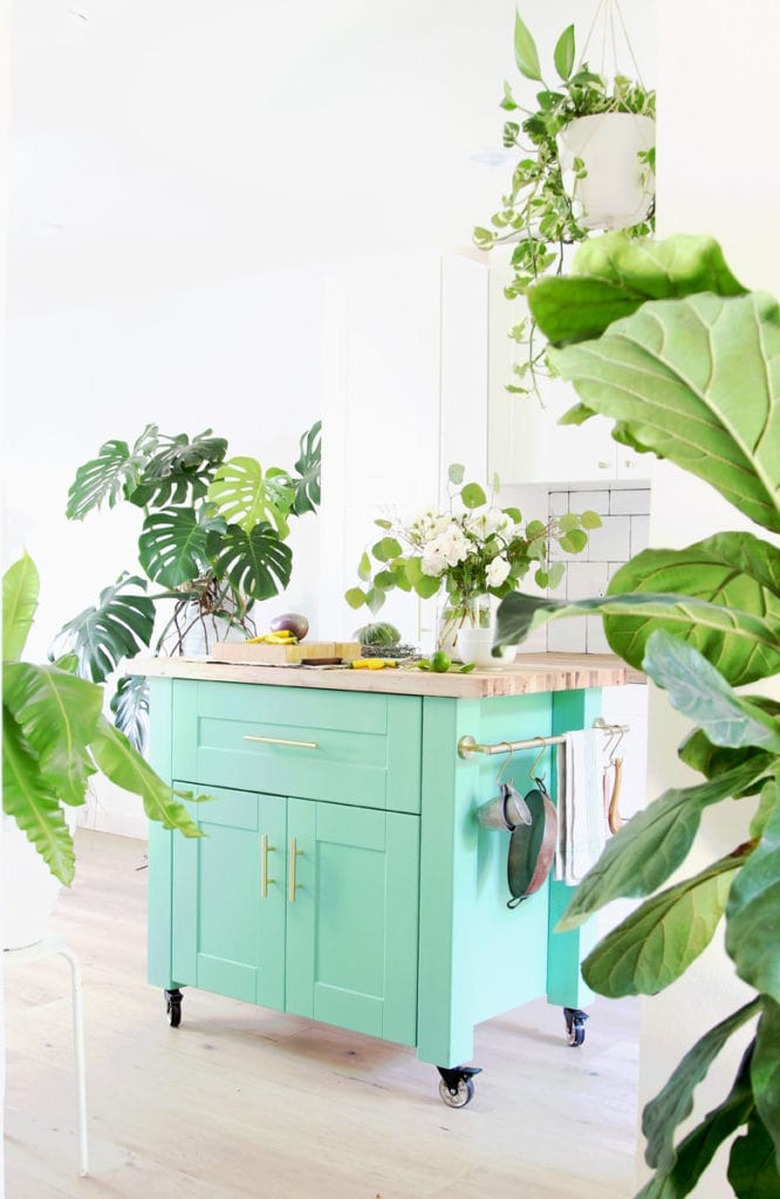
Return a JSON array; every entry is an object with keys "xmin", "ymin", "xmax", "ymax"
[
  {"xmin": 127, "ymin": 429, "xmax": 228, "ymax": 509},
  {"xmin": 53, "ymin": 574, "xmax": 155, "ymax": 683},
  {"xmin": 66, "ymin": 425, "xmax": 159, "ymax": 520},
  {"xmin": 110, "ymin": 673, "xmax": 150, "ymax": 752},
  {"xmin": 289, "ymin": 419, "xmax": 322, "ymax": 515},
  {"xmin": 205, "ymin": 522, "xmax": 292, "ymax": 601},
  {"xmin": 208, "ymin": 458, "xmax": 295, "ymax": 537},
  {"xmin": 138, "ymin": 508, "xmax": 212, "ymax": 588},
  {"xmin": 544, "ymin": 290, "xmax": 780, "ymax": 534}
]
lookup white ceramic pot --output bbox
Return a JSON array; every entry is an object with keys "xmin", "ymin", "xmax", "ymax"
[
  {"xmin": 457, "ymin": 626, "xmax": 517, "ymax": 670},
  {"xmin": 557, "ymin": 112, "xmax": 655, "ymax": 231}
]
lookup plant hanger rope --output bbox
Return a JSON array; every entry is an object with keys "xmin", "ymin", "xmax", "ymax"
[{"xmin": 578, "ymin": 0, "xmax": 647, "ymax": 89}]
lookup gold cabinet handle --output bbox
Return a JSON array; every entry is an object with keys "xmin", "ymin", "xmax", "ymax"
[
  {"xmin": 288, "ymin": 838, "xmax": 303, "ymax": 903},
  {"xmin": 244, "ymin": 735, "xmax": 319, "ymax": 750},
  {"xmin": 260, "ymin": 832, "xmax": 276, "ymax": 898}
]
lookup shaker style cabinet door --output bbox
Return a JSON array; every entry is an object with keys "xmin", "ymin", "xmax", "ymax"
[
  {"xmin": 285, "ymin": 799, "xmax": 420, "ymax": 1047},
  {"xmin": 171, "ymin": 786, "xmax": 287, "ymax": 1011}
]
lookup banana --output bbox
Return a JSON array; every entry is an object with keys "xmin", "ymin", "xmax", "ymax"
[{"xmin": 246, "ymin": 631, "xmax": 299, "ymax": 645}]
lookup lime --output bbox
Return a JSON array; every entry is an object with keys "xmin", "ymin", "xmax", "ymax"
[{"xmin": 429, "ymin": 650, "xmax": 452, "ymax": 673}]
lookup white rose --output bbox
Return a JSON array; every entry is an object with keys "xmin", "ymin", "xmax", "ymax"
[
  {"xmin": 486, "ymin": 555, "xmax": 511, "ymax": 587},
  {"xmin": 438, "ymin": 526, "xmax": 470, "ymax": 567},
  {"xmin": 421, "ymin": 542, "xmax": 446, "ymax": 577}
]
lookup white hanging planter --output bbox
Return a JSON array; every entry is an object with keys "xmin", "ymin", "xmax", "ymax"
[{"xmin": 557, "ymin": 112, "xmax": 655, "ymax": 231}]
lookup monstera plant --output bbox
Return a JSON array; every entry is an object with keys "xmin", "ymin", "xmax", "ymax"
[
  {"xmin": 495, "ymin": 233, "xmax": 780, "ymax": 1197},
  {"xmin": 58, "ymin": 420, "xmax": 321, "ymax": 747},
  {"xmin": 3, "ymin": 553, "xmax": 203, "ymax": 885}
]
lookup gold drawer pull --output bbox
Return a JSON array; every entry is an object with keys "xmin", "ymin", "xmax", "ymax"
[
  {"xmin": 288, "ymin": 838, "xmax": 303, "ymax": 903},
  {"xmin": 260, "ymin": 833, "xmax": 276, "ymax": 898},
  {"xmin": 244, "ymin": 735, "xmax": 319, "ymax": 750}
]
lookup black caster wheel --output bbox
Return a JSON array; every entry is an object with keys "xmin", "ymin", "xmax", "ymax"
[
  {"xmin": 436, "ymin": 1065, "xmax": 481, "ymax": 1108},
  {"xmin": 165, "ymin": 988, "xmax": 183, "ymax": 1028},
  {"xmin": 563, "ymin": 1006, "xmax": 588, "ymax": 1047}
]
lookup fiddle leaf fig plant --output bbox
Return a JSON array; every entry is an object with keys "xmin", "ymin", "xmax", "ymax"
[
  {"xmin": 60, "ymin": 420, "xmax": 321, "ymax": 748},
  {"xmin": 495, "ymin": 232, "xmax": 780, "ymax": 1197},
  {"xmin": 474, "ymin": 8, "xmax": 655, "ymax": 400},
  {"xmin": 3, "ymin": 553, "xmax": 205, "ymax": 885}
]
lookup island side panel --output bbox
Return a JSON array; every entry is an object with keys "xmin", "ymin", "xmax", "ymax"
[
  {"xmin": 545, "ymin": 687, "xmax": 603, "ymax": 1009},
  {"xmin": 146, "ymin": 677, "xmax": 179, "ymax": 990}
]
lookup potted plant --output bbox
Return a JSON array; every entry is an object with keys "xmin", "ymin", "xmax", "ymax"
[
  {"xmin": 2, "ymin": 553, "xmax": 204, "ymax": 948},
  {"xmin": 57, "ymin": 420, "xmax": 321, "ymax": 747},
  {"xmin": 473, "ymin": 7, "xmax": 655, "ymax": 399},
  {"xmin": 344, "ymin": 464, "xmax": 600, "ymax": 657},
  {"xmin": 495, "ymin": 232, "xmax": 780, "ymax": 1197}
]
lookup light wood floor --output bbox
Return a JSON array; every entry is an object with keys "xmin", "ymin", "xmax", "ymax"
[{"xmin": 4, "ymin": 830, "xmax": 640, "ymax": 1198}]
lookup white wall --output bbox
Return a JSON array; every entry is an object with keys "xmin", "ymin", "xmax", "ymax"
[{"xmin": 641, "ymin": 2, "xmax": 780, "ymax": 1193}]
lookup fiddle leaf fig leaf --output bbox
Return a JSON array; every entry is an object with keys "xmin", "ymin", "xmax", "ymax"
[
  {"xmin": 513, "ymin": 9, "xmax": 542, "ymax": 80},
  {"xmin": 529, "ymin": 233, "xmax": 747, "ymax": 347},
  {"xmin": 581, "ymin": 849, "xmax": 746, "ymax": 998},
  {"xmin": 752, "ymin": 997, "xmax": 780, "ymax": 1167},
  {"xmin": 495, "ymin": 590, "xmax": 780, "ymax": 684},
  {"xmin": 52, "ymin": 574, "xmax": 155, "ymax": 682},
  {"xmin": 605, "ymin": 533, "xmax": 780, "ymax": 687},
  {"xmin": 205, "ymin": 522, "xmax": 292, "ymax": 602},
  {"xmin": 726, "ymin": 800, "xmax": 780, "ymax": 1002},
  {"xmin": 637, "ymin": 1049, "xmax": 756, "ymax": 1199},
  {"xmin": 4, "ymin": 661, "xmax": 101, "ymax": 807},
  {"xmin": 139, "ymin": 509, "xmax": 210, "ymax": 588},
  {"xmin": 642, "ymin": 999, "xmax": 761, "ymax": 1175},
  {"xmin": 750, "ymin": 776, "xmax": 780, "ymax": 839},
  {"xmin": 2, "ymin": 706, "xmax": 76, "ymax": 885},
  {"xmin": 727, "ymin": 1112, "xmax": 780, "ymax": 1198},
  {"xmin": 547, "ymin": 291, "xmax": 780, "ymax": 534},
  {"xmin": 3, "ymin": 551, "xmax": 38, "ymax": 661},
  {"xmin": 89, "ymin": 715, "xmax": 203, "ymax": 838},
  {"xmin": 288, "ymin": 420, "xmax": 321, "ymax": 515},
  {"xmin": 558, "ymin": 758, "xmax": 770, "ymax": 929},
  {"xmin": 553, "ymin": 24, "xmax": 575, "ymax": 80},
  {"xmin": 208, "ymin": 457, "xmax": 294, "ymax": 538},
  {"xmin": 642, "ymin": 631, "xmax": 780, "ymax": 752}
]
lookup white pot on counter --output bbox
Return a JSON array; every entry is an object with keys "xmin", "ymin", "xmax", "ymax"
[{"xmin": 457, "ymin": 627, "xmax": 517, "ymax": 670}]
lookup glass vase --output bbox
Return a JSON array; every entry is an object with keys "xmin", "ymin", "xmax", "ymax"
[{"xmin": 436, "ymin": 595, "xmax": 491, "ymax": 659}]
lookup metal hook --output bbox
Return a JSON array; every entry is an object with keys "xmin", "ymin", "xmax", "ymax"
[
  {"xmin": 529, "ymin": 737, "xmax": 548, "ymax": 783},
  {"xmin": 607, "ymin": 727, "xmax": 626, "ymax": 765},
  {"xmin": 496, "ymin": 742, "xmax": 515, "ymax": 785}
]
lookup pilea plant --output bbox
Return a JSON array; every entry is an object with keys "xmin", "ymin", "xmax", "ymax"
[
  {"xmin": 474, "ymin": 6, "xmax": 655, "ymax": 400},
  {"xmin": 58, "ymin": 421, "xmax": 321, "ymax": 747},
  {"xmin": 495, "ymin": 232, "xmax": 780, "ymax": 1197}
]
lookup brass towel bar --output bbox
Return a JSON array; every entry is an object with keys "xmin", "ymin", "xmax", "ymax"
[{"xmin": 457, "ymin": 718, "xmax": 629, "ymax": 760}]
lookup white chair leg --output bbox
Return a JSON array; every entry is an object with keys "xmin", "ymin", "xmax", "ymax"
[{"xmin": 57, "ymin": 944, "xmax": 90, "ymax": 1177}]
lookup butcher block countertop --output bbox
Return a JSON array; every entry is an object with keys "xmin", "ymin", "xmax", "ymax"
[{"xmin": 130, "ymin": 653, "xmax": 645, "ymax": 698}]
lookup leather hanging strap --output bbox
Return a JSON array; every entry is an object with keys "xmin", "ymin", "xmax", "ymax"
[{"xmin": 604, "ymin": 757, "xmax": 624, "ymax": 834}]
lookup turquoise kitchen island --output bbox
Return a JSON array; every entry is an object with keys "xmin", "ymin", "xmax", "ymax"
[{"xmin": 137, "ymin": 653, "xmax": 641, "ymax": 1107}]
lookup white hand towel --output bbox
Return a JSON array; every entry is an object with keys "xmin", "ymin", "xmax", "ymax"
[{"xmin": 563, "ymin": 728, "xmax": 607, "ymax": 885}]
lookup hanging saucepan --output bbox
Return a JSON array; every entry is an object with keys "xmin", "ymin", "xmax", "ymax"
[
  {"xmin": 476, "ymin": 782, "xmax": 532, "ymax": 831},
  {"xmin": 506, "ymin": 778, "xmax": 558, "ymax": 908}
]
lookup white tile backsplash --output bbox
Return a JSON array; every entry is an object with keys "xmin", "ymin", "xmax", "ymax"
[{"xmin": 542, "ymin": 483, "xmax": 651, "ymax": 654}]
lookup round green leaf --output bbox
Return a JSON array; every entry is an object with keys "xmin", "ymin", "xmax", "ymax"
[{"xmin": 460, "ymin": 483, "xmax": 487, "ymax": 510}]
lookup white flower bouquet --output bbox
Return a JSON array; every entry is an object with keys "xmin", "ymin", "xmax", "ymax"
[{"xmin": 345, "ymin": 466, "xmax": 600, "ymax": 642}]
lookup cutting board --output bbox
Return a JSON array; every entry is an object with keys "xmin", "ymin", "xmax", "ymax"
[{"xmin": 211, "ymin": 640, "xmax": 362, "ymax": 665}]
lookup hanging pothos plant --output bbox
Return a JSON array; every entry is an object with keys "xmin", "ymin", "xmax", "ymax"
[
  {"xmin": 473, "ymin": 6, "xmax": 655, "ymax": 400},
  {"xmin": 57, "ymin": 420, "xmax": 321, "ymax": 748},
  {"xmin": 495, "ymin": 232, "xmax": 780, "ymax": 1198}
]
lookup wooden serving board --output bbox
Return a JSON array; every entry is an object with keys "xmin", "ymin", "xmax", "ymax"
[{"xmin": 211, "ymin": 640, "xmax": 362, "ymax": 665}]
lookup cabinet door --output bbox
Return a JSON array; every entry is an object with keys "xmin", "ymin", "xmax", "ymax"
[
  {"xmin": 171, "ymin": 786, "xmax": 287, "ymax": 1010},
  {"xmin": 285, "ymin": 799, "xmax": 420, "ymax": 1047}
]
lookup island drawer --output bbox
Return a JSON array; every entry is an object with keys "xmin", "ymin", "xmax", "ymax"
[{"xmin": 170, "ymin": 680, "xmax": 423, "ymax": 813}]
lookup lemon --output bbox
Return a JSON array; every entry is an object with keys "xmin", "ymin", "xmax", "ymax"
[{"xmin": 429, "ymin": 650, "xmax": 452, "ymax": 673}]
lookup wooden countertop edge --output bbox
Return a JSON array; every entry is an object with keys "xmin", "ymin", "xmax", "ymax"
[{"xmin": 127, "ymin": 653, "xmax": 645, "ymax": 697}]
